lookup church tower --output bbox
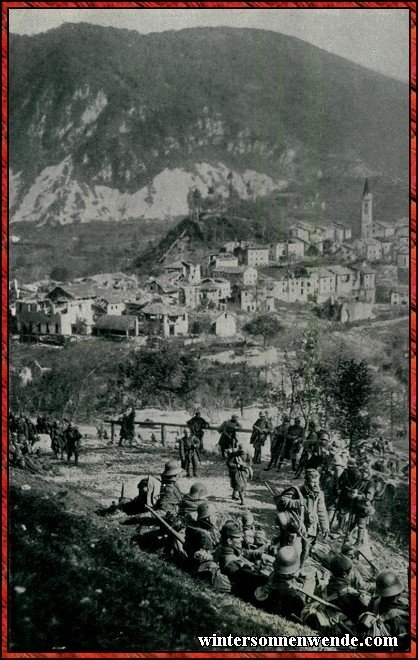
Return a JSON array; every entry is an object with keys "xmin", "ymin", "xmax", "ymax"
[{"xmin": 361, "ymin": 179, "xmax": 373, "ymax": 239}]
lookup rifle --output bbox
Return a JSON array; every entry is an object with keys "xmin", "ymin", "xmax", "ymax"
[
  {"xmin": 357, "ymin": 547, "xmax": 378, "ymax": 573},
  {"xmin": 144, "ymin": 505, "xmax": 185, "ymax": 544},
  {"xmin": 264, "ymin": 481, "xmax": 279, "ymax": 498},
  {"xmin": 293, "ymin": 585, "xmax": 341, "ymax": 611}
]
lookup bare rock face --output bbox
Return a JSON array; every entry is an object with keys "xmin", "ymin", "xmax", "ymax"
[{"xmin": 9, "ymin": 24, "xmax": 408, "ymax": 226}]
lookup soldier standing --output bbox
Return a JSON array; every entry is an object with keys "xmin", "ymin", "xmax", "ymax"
[
  {"xmin": 125, "ymin": 406, "xmax": 136, "ymax": 447},
  {"xmin": 336, "ymin": 456, "xmax": 362, "ymax": 533},
  {"xmin": 279, "ymin": 468, "xmax": 329, "ymax": 568},
  {"xmin": 250, "ymin": 412, "xmax": 271, "ymax": 464},
  {"xmin": 265, "ymin": 414, "xmax": 290, "ymax": 471},
  {"xmin": 64, "ymin": 421, "xmax": 82, "ymax": 466},
  {"xmin": 350, "ymin": 463, "xmax": 376, "ymax": 549},
  {"xmin": 227, "ymin": 444, "xmax": 252, "ymax": 506},
  {"xmin": 295, "ymin": 420, "xmax": 318, "ymax": 477},
  {"xmin": 218, "ymin": 414, "xmax": 241, "ymax": 458},
  {"xmin": 184, "ymin": 434, "xmax": 201, "ymax": 478},
  {"xmin": 186, "ymin": 409, "xmax": 210, "ymax": 451},
  {"xmin": 284, "ymin": 417, "xmax": 305, "ymax": 473}
]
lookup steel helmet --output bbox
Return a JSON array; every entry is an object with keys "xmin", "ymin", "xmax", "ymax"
[
  {"xmin": 273, "ymin": 545, "xmax": 300, "ymax": 575},
  {"xmin": 375, "ymin": 571, "xmax": 403, "ymax": 598},
  {"xmin": 330, "ymin": 554, "xmax": 353, "ymax": 578}
]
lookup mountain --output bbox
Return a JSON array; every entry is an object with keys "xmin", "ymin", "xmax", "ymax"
[{"xmin": 9, "ymin": 23, "xmax": 408, "ymax": 228}]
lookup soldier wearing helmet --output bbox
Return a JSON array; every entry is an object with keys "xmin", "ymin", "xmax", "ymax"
[
  {"xmin": 266, "ymin": 414, "xmax": 290, "ymax": 471},
  {"xmin": 186, "ymin": 409, "xmax": 210, "ymax": 451},
  {"xmin": 217, "ymin": 521, "xmax": 266, "ymax": 600},
  {"xmin": 358, "ymin": 572, "xmax": 409, "ymax": 650},
  {"xmin": 327, "ymin": 554, "xmax": 369, "ymax": 624},
  {"xmin": 184, "ymin": 502, "xmax": 220, "ymax": 564},
  {"xmin": 178, "ymin": 482, "xmax": 208, "ymax": 523},
  {"xmin": 218, "ymin": 415, "xmax": 242, "ymax": 458},
  {"xmin": 256, "ymin": 546, "xmax": 305, "ymax": 618}
]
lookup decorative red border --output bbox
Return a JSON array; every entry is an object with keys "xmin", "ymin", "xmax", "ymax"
[{"xmin": 1, "ymin": 2, "xmax": 416, "ymax": 658}]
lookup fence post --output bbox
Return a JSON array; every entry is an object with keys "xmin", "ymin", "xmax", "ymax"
[
  {"xmin": 161, "ymin": 424, "xmax": 166, "ymax": 446},
  {"xmin": 111, "ymin": 422, "xmax": 115, "ymax": 443}
]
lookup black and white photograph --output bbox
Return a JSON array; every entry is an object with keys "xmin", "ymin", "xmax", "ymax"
[{"xmin": 6, "ymin": 4, "xmax": 412, "ymax": 654}]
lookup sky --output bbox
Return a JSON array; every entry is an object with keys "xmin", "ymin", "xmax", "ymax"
[{"xmin": 9, "ymin": 7, "xmax": 409, "ymax": 82}]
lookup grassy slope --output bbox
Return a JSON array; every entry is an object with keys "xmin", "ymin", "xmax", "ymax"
[{"xmin": 9, "ymin": 471, "xmax": 313, "ymax": 652}]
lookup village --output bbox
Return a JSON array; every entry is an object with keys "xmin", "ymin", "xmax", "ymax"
[{"xmin": 9, "ymin": 181, "xmax": 409, "ymax": 345}]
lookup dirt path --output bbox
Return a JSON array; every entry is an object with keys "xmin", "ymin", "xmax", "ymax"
[{"xmin": 32, "ymin": 431, "xmax": 408, "ymax": 582}]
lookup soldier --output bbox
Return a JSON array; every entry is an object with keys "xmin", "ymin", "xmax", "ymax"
[
  {"xmin": 284, "ymin": 417, "xmax": 304, "ymax": 473},
  {"xmin": 50, "ymin": 420, "xmax": 64, "ymax": 460},
  {"xmin": 184, "ymin": 433, "xmax": 201, "ymax": 478},
  {"xmin": 279, "ymin": 468, "xmax": 329, "ymax": 568},
  {"xmin": 295, "ymin": 420, "xmax": 318, "ymax": 477},
  {"xmin": 184, "ymin": 502, "xmax": 220, "ymax": 563},
  {"xmin": 178, "ymin": 482, "xmax": 208, "ymax": 523},
  {"xmin": 327, "ymin": 554, "xmax": 369, "ymax": 625},
  {"xmin": 227, "ymin": 444, "xmax": 252, "ymax": 505},
  {"xmin": 241, "ymin": 511, "xmax": 256, "ymax": 548},
  {"xmin": 217, "ymin": 522, "xmax": 266, "ymax": 600},
  {"xmin": 265, "ymin": 414, "xmax": 290, "ymax": 471},
  {"xmin": 250, "ymin": 412, "xmax": 271, "ymax": 464},
  {"xmin": 157, "ymin": 461, "xmax": 183, "ymax": 514},
  {"xmin": 125, "ymin": 406, "xmax": 136, "ymax": 447},
  {"xmin": 350, "ymin": 463, "xmax": 376, "ymax": 549},
  {"xmin": 336, "ymin": 456, "xmax": 362, "ymax": 533},
  {"xmin": 218, "ymin": 414, "xmax": 241, "ymax": 458},
  {"xmin": 187, "ymin": 409, "xmax": 210, "ymax": 451},
  {"xmin": 256, "ymin": 546, "xmax": 305, "ymax": 619},
  {"xmin": 177, "ymin": 429, "xmax": 188, "ymax": 469},
  {"xmin": 118, "ymin": 410, "xmax": 128, "ymax": 447},
  {"xmin": 64, "ymin": 421, "xmax": 82, "ymax": 466},
  {"xmin": 358, "ymin": 572, "xmax": 409, "ymax": 651},
  {"xmin": 118, "ymin": 475, "xmax": 161, "ymax": 516}
]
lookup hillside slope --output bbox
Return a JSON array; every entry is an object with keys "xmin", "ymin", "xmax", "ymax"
[{"xmin": 10, "ymin": 24, "xmax": 408, "ymax": 227}]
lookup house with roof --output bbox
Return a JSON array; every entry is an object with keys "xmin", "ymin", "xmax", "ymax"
[
  {"xmin": 140, "ymin": 303, "xmax": 188, "ymax": 337},
  {"xmin": 43, "ymin": 283, "xmax": 97, "ymax": 333},
  {"xmin": 286, "ymin": 239, "xmax": 305, "ymax": 259},
  {"xmin": 206, "ymin": 252, "xmax": 239, "ymax": 276},
  {"xmin": 94, "ymin": 315, "xmax": 139, "ymax": 338},
  {"xmin": 390, "ymin": 285, "xmax": 409, "ymax": 306},
  {"xmin": 149, "ymin": 277, "xmax": 180, "ymax": 304},
  {"xmin": 178, "ymin": 284, "xmax": 200, "ymax": 310},
  {"xmin": 353, "ymin": 238, "xmax": 382, "ymax": 263},
  {"xmin": 240, "ymin": 287, "xmax": 258, "ymax": 312},
  {"xmin": 351, "ymin": 265, "xmax": 376, "ymax": 303},
  {"xmin": 94, "ymin": 289, "xmax": 132, "ymax": 316},
  {"xmin": 212, "ymin": 311, "xmax": 237, "ymax": 337},
  {"xmin": 212, "ymin": 265, "xmax": 258, "ymax": 287},
  {"xmin": 163, "ymin": 261, "xmax": 201, "ymax": 284},
  {"xmin": 269, "ymin": 242, "xmax": 287, "ymax": 262},
  {"xmin": 372, "ymin": 220, "xmax": 395, "ymax": 239},
  {"xmin": 396, "ymin": 245, "xmax": 408, "ymax": 268},
  {"xmin": 327, "ymin": 265, "xmax": 356, "ymax": 297},
  {"xmin": 198, "ymin": 281, "xmax": 222, "ymax": 308},
  {"xmin": 242, "ymin": 245, "xmax": 270, "ymax": 267}
]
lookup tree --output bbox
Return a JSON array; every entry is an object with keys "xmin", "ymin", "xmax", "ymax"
[
  {"xmin": 243, "ymin": 314, "xmax": 283, "ymax": 347},
  {"xmin": 325, "ymin": 358, "xmax": 373, "ymax": 452},
  {"xmin": 122, "ymin": 342, "xmax": 199, "ymax": 408},
  {"xmin": 49, "ymin": 266, "xmax": 70, "ymax": 282}
]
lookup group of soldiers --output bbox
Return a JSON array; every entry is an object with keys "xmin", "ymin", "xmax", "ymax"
[
  {"xmin": 99, "ymin": 451, "xmax": 408, "ymax": 650},
  {"xmin": 9, "ymin": 411, "xmax": 83, "ymax": 466}
]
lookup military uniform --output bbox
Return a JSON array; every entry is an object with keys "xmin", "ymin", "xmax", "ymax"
[
  {"xmin": 187, "ymin": 412, "xmax": 210, "ymax": 451},
  {"xmin": 250, "ymin": 414, "xmax": 271, "ymax": 464},
  {"xmin": 280, "ymin": 469, "xmax": 329, "ymax": 567},
  {"xmin": 65, "ymin": 424, "xmax": 82, "ymax": 465},
  {"xmin": 218, "ymin": 417, "xmax": 241, "ymax": 458},
  {"xmin": 178, "ymin": 483, "xmax": 207, "ymax": 523},
  {"xmin": 266, "ymin": 417, "xmax": 290, "ymax": 470},
  {"xmin": 327, "ymin": 555, "xmax": 369, "ymax": 625},
  {"xmin": 257, "ymin": 546, "xmax": 305, "ymax": 619},
  {"xmin": 285, "ymin": 419, "xmax": 305, "ymax": 472},
  {"xmin": 184, "ymin": 503, "xmax": 220, "ymax": 562},
  {"xmin": 227, "ymin": 446, "xmax": 252, "ymax": 505},
  {"xmin": 184, "ymin": 434, "xmax": 200, "ymax": 477}
]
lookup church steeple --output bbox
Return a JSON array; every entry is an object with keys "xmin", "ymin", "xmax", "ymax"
[
  {"xmin": 361, "ymin": 179, "xmax": 373, "ymax": 239},
  {"xmin": 363, "ymin": 178, "xmax": 370, "ymax": 196}
]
